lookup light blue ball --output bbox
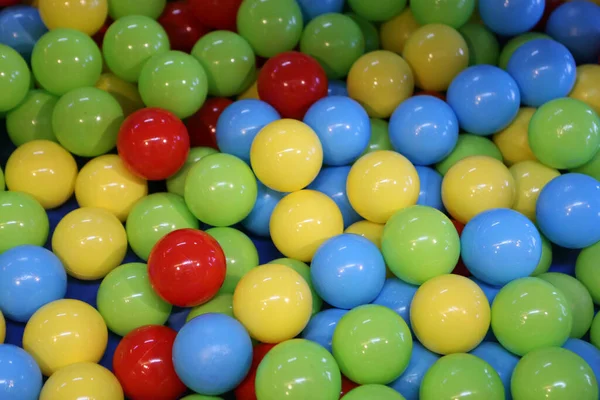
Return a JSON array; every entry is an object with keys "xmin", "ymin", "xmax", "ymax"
[
  {"xmin": 301, "ymin": 308, "xmax": 348, "ymax": 353},
  {"xmin": 389, "ymin": 342, "xmax": 439, "ymax": 400},
  {"xmin": 297, "ymin": 0, "xmax": 345, "ymax": 22},
  {"xmin": 241, "ymin": 181, "xmax": 286, "ymax": 237},
  {"xmin": 536, "ymin": 173, "xmax": 600, "ymax": 249},
  {"xmin": 563, "ymin": 338, "xmax": 600, "ymax": 386},
  {"xmin": 172, "ymin": 313, "xmax": 253, "ymax": 396},
  {"xmin": 311, "ymin": 234, "xmax": 386, "ymax": 309},
  {"xmin": 0, "ymin": 245, "xmax": 67, "ymax": 322},
  {"xmin": 415, "ymin": 166, "xmax": 443, "ymax": 211},
  {"xmin": 507, "ymin": 39, "xmax": 576, "ymax": 107},
  {"xmin": 328, "ymin": 79, "xmax": 348, "ymax": 97},
  {"xmin": 479, "ymin": 0, "xmax": 544, "ymax": 36},
  {"xmin": 0, "ymin": 6, "xmax": 47, "ymax": 62},
  {"xmin": 462, "ymin": 208, "xmax": 542, "ymax": 286},
  {"xmin": 470, "ymin": 277, "xmax": 501, "ymax": 341},
  {"xmin": 447, "ymin": 65, "xmax": 520, "ymax": 136},
  {"xmin": 303, "ymin": 96, "xmax": 370, "ymax": 166},
  {"xmin": 215, "ymin": 99, "xmax": 280, "ymax": 163},
  {"xmin": 470, "ymin": 342, "xmax": 520, "ymax": 400},
  {"xmin": 0, "ymin": 344, "xmax": 42, "ymax": 400},
  {"xmin": 371, "ymin": 278, "xmax": 418, "ymax": 331}
]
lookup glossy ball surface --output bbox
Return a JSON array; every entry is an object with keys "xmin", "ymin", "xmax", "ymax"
[
  {"xmin": 0, "ymin": 344, "xmax": 42, "ymax": 400},
  {"xmin": 0, "ymin": 43, "xmax": 30, "ymax": 113},
  {"xmin": 38, "ymin": 0, "xmax": 108, "ymax": 36},
  {"xmin": 479, "ymin": 0, "xmax": 544, "ymax": 36},
  {"xmin": 0, "ymin": 191, "xmax": 49, "ymax": 254},
  {"xmin": 509, "ymin": 160, "xmax": 560, "ymax": 222},
  {"xmin": 308, "ymin": 166, "xmax": 361, "ymax": 228},
  {"xmin": 38, "ymin": 362, "xmax": 123, "ymax": 400},
  {"xmin": 5, "ymin": 89, "xmax": 57, "ymax": 147},
  {"xmin": 158, "ymin": 1, "xmax": 209, "ymax": 53},
  {"xmin": 0, "ymin": 6, "xmax": 47, "ymax": 62},
  {"xmin": 108, "ymin": 0, "xmax": 166, "ymax": 19}
]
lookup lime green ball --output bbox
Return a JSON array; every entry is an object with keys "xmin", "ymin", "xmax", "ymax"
[
  {"xmin": 571, "ymin": 150, "xmax": 600, "ymax": 180},
  {"xmin": 186, "ymin": 293, "xmax": 234, "ymax": 322},
  {"xmin": 97, "ymin": 262, "xmax": 172, "ymax": 336},
  {"xmin": 362, "ymin": 119, "xmax": 392, "ymax": 156},
  {"xmin": 31, "ymin": 29, "xmax": 101, "ymax": 96},
  {"xmin": 332, "ymin": 304, "xmax": 412, "ymax": 384},
  {"xmin": 269, "ymin": 258, "xmax": 323, "ymax": 315},
  {"xmin": 0, "ymin": 191, "xmax": 49, "ymax": 253},
  {"xmin": 498, "ymin": 32, "xmax": 550, "ymax": 70},
  {"xmin": 411, "ymin": 0, "xmax": 475, "ymax": 29},
  {"xmin": 256, "ymin": 339, "xmax": 341, "ymax": 399},
  {"xmin": 126, "ymin": 193, "xmax": 199, "ymax": 261},
  {"xmin": 191, "ymin": 31, "xmax": 256, "ymax": 97},
  {"xmin": 103, "ymin": 15, "xmax": 170, "ymax": 83},
  {"xmin": 345, "ymin": 384, "xmax": 406, "ymax": 400},
  {"xmin": 138, "ymin": 50, "xmax": 208, "ymax": 119},
  {"xmin": 300, "ymin": 13, "xmax": 365, "ymax": 79},
  {"xmin": 529, "ymin": 98, "xmax": 600, "ymax": 170},
  {"xmin": 348, "ymin": 0, "xmax": 407, "ymax": 22},
  {"xmin": 0, "ymin": 44, "xmax": 30, "ymax": 112},
  {"xmin": 530, "ymin": 234, "xmax": 552, "ymax": 276},
  {"xmin": 346, "ymin": 13, "xmax": 380, "ymax": 53},
  {"xmin": 591, "ymin": 313, "xmax": 600, "ymax": 349},
  {"xmin": 237, "ymin": 0, "xmax": 303, "ymax": 58},
  {"xmin": 52, "ymin": 87, "xmax": 124, "ymax": 157},
  {"xmin": 166, "ymin": 147, "xmax": 220, "ymax": 197},
  {"xmin": 420, "ymin": 354, "xmax": 504, "ymax": 400},
  {"xmin": 459, "ymin": 23, "xmax": 500, "ymax": 66},
  {"xmin": 511, "ymin": 347, "xmax": 598, "ymax": 400},
  {"xmin": 435, "ymin": 134, "xmax": 503, "ymax": 175},
  {"xmin": 382, "ymin": 205, "xmax": 460, "ymax": 285},
  {"xmin": 108, "ymin": 0, "xmax": 166, "ymax": 20},
  {"xmin": 6, "ymin": 90, "xmax": 58, "ymax": 146},
  {"xmin": 184, "ymin": 153, "xmax": 257, "ymax": 227},
  {"xmin": 576, "ymin": 241, "xmax": 600, "ymax": 306}
]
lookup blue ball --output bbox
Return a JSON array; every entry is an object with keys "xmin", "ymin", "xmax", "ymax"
[
  {"xmin": 389, "ymin": 95, "xmax": 459, "ymax": 165},
  {"xmin": 328, "ymin": 79, "xmax": 348, "ymax": 97},
  {"xmin": 507, "ymin": 39, "xmax": 576, "ymax": 107},
  {"xmin": 303, "ymin": 96, "xmax": 370, "ymax": 166},
  {"xmin": 469, "ymin": 277, "xmax": 502, "ymax": 304},
  {"xmin": 300, "ymin": 308, "xmax": 348, "ymax": 353},
  {"xmin": 563, "ymin": 338, "xmax": 600, "ymax": 385},
  {"xmin": 297, "ymin": 0, "xmax": 345, "ymax": 22},
  {"xmin": 389, "ymin": 342, "xmax": 439, "ymax": 400},
  {"xmin": 447, "ymin": 65, "xmax": 520, "ymax": 136},
  {"xmin": 241, "ymin": 181, "xmax": 286, "ymax": 237},
  {"xmin": 0, "ymin": 344, "xmax": 42, "ymax": 400},
  {"xmin": 546, "ymin": 1, "xmax": 600, "ymax": 64},
  {"xmin": 307, "ymin": 166, "xmax": 361, "ymax": 228},
  {"xmin": 215, "ymin": 99, "xmax": 280, "ymax": 163},
  {"xmin": 415, "ymin": 166, "xmax": 444, "ymax": 211},
  {"xmin": 311, "ymin": 234, "xmax": 386, "ymax": 309},
  {"xmin": 536, "ymin": 173, "xmax": 600, "ymax": 249},
  {"xmin": 0, "ymin": 6, "xmax": 47, "ymax": 62},
  {"xmin": 371, "ymin": 278, "xmax": 418, "ymax": 331},
  {"xmin": 462, "ymin": 208, "xmax": 542, "ymax": 286},
  {"xmin": 470, "ymin": 342, "xmax": 520, "ymax": 400},
  {"xmin": 172, "ymin": 313, "xmax": 253, "ymax": 396},
  {"xmin": 0, "ymin": 245, "xmax": 67, "ymax": 322},
  {"xmin": 478, "ymin": 0, "xmax": 544, "ymax": 36}
]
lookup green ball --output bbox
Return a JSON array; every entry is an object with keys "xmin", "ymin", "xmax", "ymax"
[
  {"xmin": 382, "ymin": 205, "xmax": 460, "ymax": 285},
  {"xmin": 108, "ymin": 0, "xmax": 166, "ymax": 20},
  {"xmin": 31, "ymin": 29, "xmax": 101, "ymax": 96},
  {"xmin": 591, "ymin": 313, "xmax": 600, "ymax": 349},
  {"xmin": 348, "ymin": 0, "xmax": 407, "ymax": 22},
  {"xmin": 571, "ymin": 150, "xmax": 600, "ymax": 180},
  {"xmin": 184, "ymin": 153, "xmax": 257, "ymax": 227},
  {"xmin": 103, "ymin": 15, "xmax": 170, "ymax": 83},
  {"xmin": 530, "ymin": 234, "xmax": 552, "ymax": 276},
  {"xmin": 511, "ymin": 347, "xmax": 598, "ymax": 400},
  {"xmin": 0, "ymin": 191, "xmax": 49, "ymax": 253},
  {"xmin": 6, "ymin": 90, "xmax": 58, "ymax": 146},
  {"xmin": 256, "ymin": 339, "xmax": 341, "ymax": 399},
  {"xmin": 206, "ymin": 227, "xmax": 259, "ymax": 295},
  {"xmin": 362, "ymin": 118, "xmax": 392, "ymax": 156},
  {"xmin": 435, "ymin": 134, "xmax": 503, "ymax": 175},
  {"xmin": 269, "ymin": 258, "xmax": 323, "ymax": 315},
  {"xmin": 529, "ymin": 98, "xmax": 600, "ymax": 170},
  {"xmin": 332, "ymin": 304, "xmax": 412, "ymax": 384},
  {"xmin": 139, "ymin": 50, "xmax": 208, "ymax": 119},
  {"xmin": 346, "ymin": 13, "xmax": 380, "ymax": 53},
  {"xmin": 576, "ymin": 241, "xmax": 600, "ymax": 306},
  {"xmin": 126, "ymin": 192, "xmax": 199, "ymax": 261},
  {"xmin": 186, "ymin": 293, "xmax": 234, "ymax": 322},
  {"xmin": 344, "ymin": 384, "xmax": 406, "ymax": 400},
  {"xmin": 491, "ymin": 277, "xmax": 572, "ymax": 356},
  {"xmin": 192, "ymin": 31, "xmax": 256, "ymax": 97},
  {"xmin": 411, "ymin": 0, "xmax": 475, "ymax": 29},
  {"xmin": 459, "ymin": 23, "xmax": 500, "ymax": 66},
  {"xmin": 0, "ymin": 44, "xmax": 30, "ymax": 112},
  {"xmin": 96, "ymin": 262, "xmax": 172, "ymax": 337},
  {"xmin": 300, "ymin": 13, "xmax": 365, "ymax": 79},
  {"xmin": 52, "ymin": 87, "xmax": 124, "ymax": 157},
  {"xmin": 498, "ymin": 32, "xmax": 550, "ymax": 70},
  {"xmin": 237, "ymin": 0, "xmax": 303, "ymax": 58},
  {"xmin": 420, "ymin": 354, "xmax": 504, "ymax": 400},
  {"xmin": 166, "ymin": 147, "xmax": 220, "ymax": 197}
]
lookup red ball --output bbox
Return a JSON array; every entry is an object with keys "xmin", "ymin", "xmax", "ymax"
[
  {"xmin": 117, "ymin": 108, "xmax": 190, "ymax": 180},
  {"xmin": 188, "ymin": 0, "xmax": 243, "ymax": 31},
  {"xmin": 148, "ymin": 228, "xmax": 226, "ymax": 307},
  {"xmin": 450, "ymin": 219, "xmax": 471, "ymax": 277},
  {"xmin": 340, "ymin": 375, "xmax": 359, "ymax": 398},
  {"xmin": 185, "ymin": 97, "xmax": 233, "ymax": 149},
  {"xmin": 92, "ymin": 18, "xmax": 112, "ymax": 47},
  {"xmin": 0, "ymin": 0, "xmax": 20, "ymax": 6},
  {"xmin": 113, "ymin": 325, "xmax": 186, "ymax": 400},
  {"xmin": 258, "ymin": 51, "xmax": 328, "ymax": 120},
  {"xmin": 158, "ymin": 1, "xmax": 210, "ymax": 53},
  {"xmin": 234, "ymin": 343, "xmax": 277, "ymax": 400}
]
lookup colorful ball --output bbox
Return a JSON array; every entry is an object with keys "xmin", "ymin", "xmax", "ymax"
[
  {"xmin": 158, "ymin": 1, "xmax": 210, "ymax": 53},
  {"xmin": 592, "ymin": 313, "xmax": 600, "ymax": 349},
  {"xmin": 0, "ymin": 43, "xmax": 30, "ymax": 113},
  {"xmin": 346, "ymin": 12, "xmax": 379, "ymax": 52},
  {"xmin": 38, "ymin": 0, "xmax": 108, "ymax": 36},
  {"xmin": 0, "ymin": 191, "xmax": 48, "ymax": 254},
  {"xmin": 509, "ymin": 160, "xmax": 560, "ymax": 222},
  {"xmin": 563, "ymin": 338, "xmax": 600, "ymax": 388},
  {"xmin": 492, "ymin": 107, "xmax": 537, "ymax": 166},
  {"xmin": 301, "ymin": 308, "xmax": 348, "ymax": 352},
  {"xmin": 186, "ymin": 293, "xmax": 234, "ymax": 321},
  {"xmin": 344, "ymin": 385, "xmax": 405, "ymax": 400},
  {"xmin": 363, "ymin": 118, "xmax": 392, "ymax": 155},
  {"xmin": 459, "ymin": 23, "xmax": 500, "ymax": 66},
  {"xmin": 531, "ymin": 234, "xmax": 553, "ymax": 276},
  {"xmin": 166, "ymin": 146, "xmax": 219, "ymax": 196},
  {"xmin": 470, "ymin": 342, "xmax": 519, "ymax": 399},
  {"xmin": 380, "ymin": 9, "xmax": 420, "ymax": 55},
  {"xmin": 186, "ymin": 97, "xmax": 232, "ymax": 148},
  {"xmin": 410, "ymin": 0, "xmax": 474, "ymax": 28},
  {"xmin": 347, "ymin": 0, "xmax": 407, "ymax": 21},
  {"xmin": 189, "ymin": 0, "xmax": 242, "ymax": 31},
  {"xmin": 269, "ymin": 257, "xmax": 323, "ymax": 315},
  {"xmin": 5, "ymin": 89, "xmax": 58, "ymax": 146},
  {"xmin": 107, "ymin": 0, "xmax": 166, "ymax": 19},
  {"xmin": 296, "ymin": 0, "xmax": 344, "ymax": 21},
  {"xmin": 241, "ymin": 181, "xmax": 286, "ymax": 237},
  {"xmin": 327, "ymin": 79, "xmax": 348, "ymax": 97},
  {"xmin": 498, "ymin": 32, "xmax": 550, "ymax": 70},
  {"xmin": 0, "ymin": 6, "xmax": 47, "ymax": 62},
  {"xmin": 95, "ymin": 72, "xmax": 145, "ymax": 117},
  {"xmin": 415, "ymin": 166, "xmax": 444, "ymax": 211},
  {"xmin": 570, "ymin": 65, "xmax": 600, "ymax": 116},
  {"xmin": 372, "ymin": 277, "xmax": 418, "ymax": 330},
  {"xmin": 436, "ymin": 134, "xmax": 503, "ymax": 175},
  {"xmin": 479, "ymin": 0, "xmax": 544, "ymax": 36},
  {"xmin": 38, "ymin": 362, "xmax": 123, "ymax": 400},
  {"xmin": 389, "ymin": 342, "xmax": 439, "ymax": 399},
  {"xmin": 576, "ymin": 241, "xmax": 600, "ymax": 305},
  {"xmin": 0, "ymin": 344, "xmax": 42, "ymax": 400}
]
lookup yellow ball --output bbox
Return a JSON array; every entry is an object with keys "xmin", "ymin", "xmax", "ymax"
[
  {"xmin": 23, "ymin": 299, "xmax": 108, "ymax": 376},
  {"xmin": 39, "ymin": 0, "xmax": 108, "ymax": 36},
  {"xmin": 233, "ymin": 264, "xmax": 312, "ymax": 343},
  {"xmin": 492, "ymin": 107, "xmax": 537, "ymax": 166},
  {"xmin": 270, "ymin": 190, "xmax": 343, "ymax": 262},
  {"xmin": 509, "ymin": 161, "xmax": 560, "ymax": 222},
  {"xmin": 347, "ymin": 150, "xmax": 420, "ymax": 224},
  {"xmin": 40, "ymin": 362, "xmax": 123, "ymax": 400},
  {"xmin": 347, "ymin": 50, "xmax": 414, "ymax": 118},
  {"xmin": 442, "ymin": 155, "xmax": 515, "ymax": 224},
  {"xmin": 0, "ymin": 311, "xmax": 5, "ymax": 343},
  {"xmin": 380, "ymin": 9, "xmax": 421, "ymax": 55},
  {"xmin": 76, "ymin": 154, "xmax": 148, "ymax": 222},
  {"xmin": 96, "ymin": 73, "xmax": 145, "ymax": 117},
  {"xmin": 5, "ymin": 140, "xmax": 77, "ymax": 209},
  {"xmin": 344, "ymin": 220, "xmax": 385, "ymax": 249},
  {"xmin": 403, "ymin": 23, "xmax": 469, "ymax": 92},
  {"xmin": 411, "ymin": 274, "xmax": 490, "ymax": 355},
  {"xmin": 569, "ymin": 64, "xmax": 600, "ymax": 116},
  {"xmin": 52, "ymin": 207, "xmax": 127, "ymax": 280},
  {"xmin": 250, "ymin": 119, "xmax": 323, "ymax": 192},
  {"xmin": 237, "ymin": 80, "xmax": 259, "ymax": 101}
]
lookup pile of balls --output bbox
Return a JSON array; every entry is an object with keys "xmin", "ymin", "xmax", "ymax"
[{"xmin": 0, "ymin": 0, "xmax": 599, "ymax": 399}]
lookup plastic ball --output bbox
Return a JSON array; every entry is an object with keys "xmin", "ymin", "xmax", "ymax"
[
  {"xmin": 113, "ymin": 325, "xmax": 185, "ymax": 400},
  {"xmin": 346, "ymin": 12, "xmax": 379, "ymax": 52},
  {"xmin": 492, "ymin": 108, "xmax": 536, "ymax": 166},
  {"xmin": 414, "ymin": 166, "xmax": 444, "ymax": 211},
  {"xmin": 572, "ymin": 150, "xmax": 600, "ymax": 181},
  {"xmin": 38, "ymin": 362, "xmax": 123, "ymax": 400},
  {"xmin": 363, "ymin": 118, "xmax": 392, "ymax": 155},
  {"xmin": 301, "ymin": 308, "xmax": 348, "ymax": 352},
  {"xmin": 158, "ymin": 1, "xmax": 210, "ymax": 53},
  {"xmin": 269, "ymin": 257, "xmax": 323, "ymax": 315},
  {"xmin": 327, "ymin": 79, "xmax": 348, "ymax": 97},
  {"xmin": 5, "ymin": 89, "xmax": 57, "ymax": 146},
  {"xmin": 479, "ymin": 0, "xmax": 544, "ymax": 36},
  {"xmin": 0, "ymin": 312, "xmax": 4, "ymax": 343},
  {"xmin": 347, "ymin": 50, "xmax": 414, "ymax": 118},
  {"xmin": 241, "ymin": 180, "xmax": 286, "ymax": 237},
  {"xmin": 347, "ymin": 0, "xmax": 407, "ymax": 21},
  {"xmin": 402, "ymin": 24, "xmax": 469, "ymax": 92},
  {"xmin": 563, "ymin": 338, "xmax": 600, "ymax": 388},
  {"xmin": 102, "ymin": 15, "xmax": 169, "ymax": 83},
  {"xmin": 410, "ymin": 0, "xmax": 474, "ymax": 28},
  {"xmin": 23, "ymin": 299, "xmax": 108, "ymax": 376},
  {"xmin": 0, "ymin": 344, "xmax": 42, "ymax": 400},
  {"xmin": 380, "ymin": 9, "xmax": 420, "ymax": 55},
  {"xmin": 0, "ymin": 44, "xmax": 30, "ymax": 112},
  {"xmin": 148, "ymin": 228, "xmax": 226, "ymax": 307},
  {"xmin": 117, "ymin": 108, "xmax": 190, "ymax": 180},
  {"xmin": 389, "ymin": 342, "xmax": 439, "ymax": 400},
  {"xmin": 592, "ymin": 313, "xmax": 600, "ymax": 349},
  {"xmin": 576, "ymin": 241, "xmax": 600, "ymax": 305},
  {"xmin": 459, "ymin": 23, "xmax": 500, "ymax": 66},
  {"xmin": 436, "ymin": 134, "xmax": 503, "ymax": 175},
  {"xmin": 107, "ymin": 0, "xmax": 166, "ymax": 20},
  {"xmin": 233, "ymin": 343, "xmax": 277, "ymax": 400},
  {"xmin": 186, "ymin": 97, "xmax": 233, "ymax": 149},
  {"xmin": 570, "ymin": 65, "xmax": 600, "ymax": 116},
  {"xmin": 95, "ymin": 73, "xmax": 145, "ymax": 117},
  {"xmin": 0, "ymin": 245, "xmax": 67, "ymax": 323},
  {"xmin": 0, "ymin": 191, "xmax": 49, "ymax": 254},
  {"xmin": 167, "ymin": 147, "xmax": 219, "ymax": 196},
  {"xmin": 296, "ymin": 0, "xmax": 344, "ymax": 21},
  {"xmin": 389, "ymin": 95, "xmax": 459, "ymax": 165},
  {"xmin": 308, "ymin": 166, "xmax": 361, "ymax": 228},
  {"xmin": 470, "ymin": 342, "xmax": 519, "ymax": 400},
  {"xmin": 442, "ymin": 155, "xmax": 515, "ymax": 224},
  {"xmin": 509, "ymin": 160, "xmax": 560, "ymax": 222},
  {"xmin": 38, "ymin": 0, "xmax": 107, "ymax": 36},
  {"xmin": 187, "ymin": 293, "xmax": 234, "ymax": 321},
  {"xmin": 188, "ymin": 0, "xmax": 241, "ymax": 30},
  {"xmin": 0, "ymin": 6, "xmax": 47, "ymax": 62},
  {"xmin": 498, "ymin": 32, "xmax": 549, "ymax": 70},
  {"xmin": 345, "ymin": 385, "xmax": 405, "ymax": 400},
  {"xmin": 531, "ymin": 234, "xmax": 552, "ymax": 276},
  {"xmin": 372, "ymin": 277, "xmax": 418, "ymax": 329}
]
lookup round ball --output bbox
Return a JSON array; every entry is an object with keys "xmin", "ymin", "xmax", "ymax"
[
  {"xmin": 0, "ymin": 344, "xmax": 42, "ymax": 400},
  {"xmin": 372, "ymin": 278, "xmax": 418, "ymax": 330},
  {"xmin": 459, "ymin": 23, "xmax": 500, "ymax": 66},
  {"xmin": 470, "ymin": 342, "xmax": 519, "ymax": 398},
  {"xmin": 576, "ymin": 241, "xmax": 600, "ymax": 305},
  {"xmin": 509, "ymin": 160, "xmax": 560, "ymax": 222},
  {"xmin": 415, "ymin": 166, "xmax": 444, "ymax": 211},
  {"xmin": 380, "ymin": 9, "xmax": 420, "ymax": 55},
  {"xmin": 108, "ymin": 0, "xmax": 166, "ymax": 19},
  {"xmin": 269, "ymin": 257, "xmax": 323, "ymax": 315},
  {"xmin": 39, "ymin": 0, "xmax": 108, "ymax": 36},
  {"xmin": 479, "ymin": 0, "xmax": 544, "ymax": 36},
  {"xmin": 410, "ymin": 0, "xmax": 474, "ymax": 28},
  {"xmin": 301, "ymin": 309, "xmax": 348, "ymax": 352},
  {"xmin": 0, "ymin": 6, "xmax": 47, "ymax": 62},
  {"xmin": 39, "ymin": 362, "xmax": 123, "ymax": 400},
  {"xmin": 492, "ymin": 107, "xmax": 537, "ymax": 166},
  {"xmin": 6, "ymin": 89, "xmax": 58, "ymax": 147},
  {"xmin": 95, "ymin": 72, "xmax": 145, "ymax": 117},
  {"xmin": 187, "ymin": 293, "xmax": 234, "ymax": 322},
  {"xmin": 0, "ymin": 191, "xmax": 48, "ymax": 254},
  {"xmin": 241, "ymin": 181, "xmax": 286, "ymax": 237},
  {"xmin": 388, "ymin": 342, "xmax": 439, "ymax": 399},
  {"xmin": 166, "ymin": 146, "xmax": 219, "ymax": 196},
  {"xmin": 0, "ymin": 44, "xmax": 30, "ymax": 112},
  {"xmin": 570, "ymin": 65, "xmax": 600, "ymax": 116},
  {"xmin": 347, "ymin": 0, "xmax": 407, "ymax": 21}
]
